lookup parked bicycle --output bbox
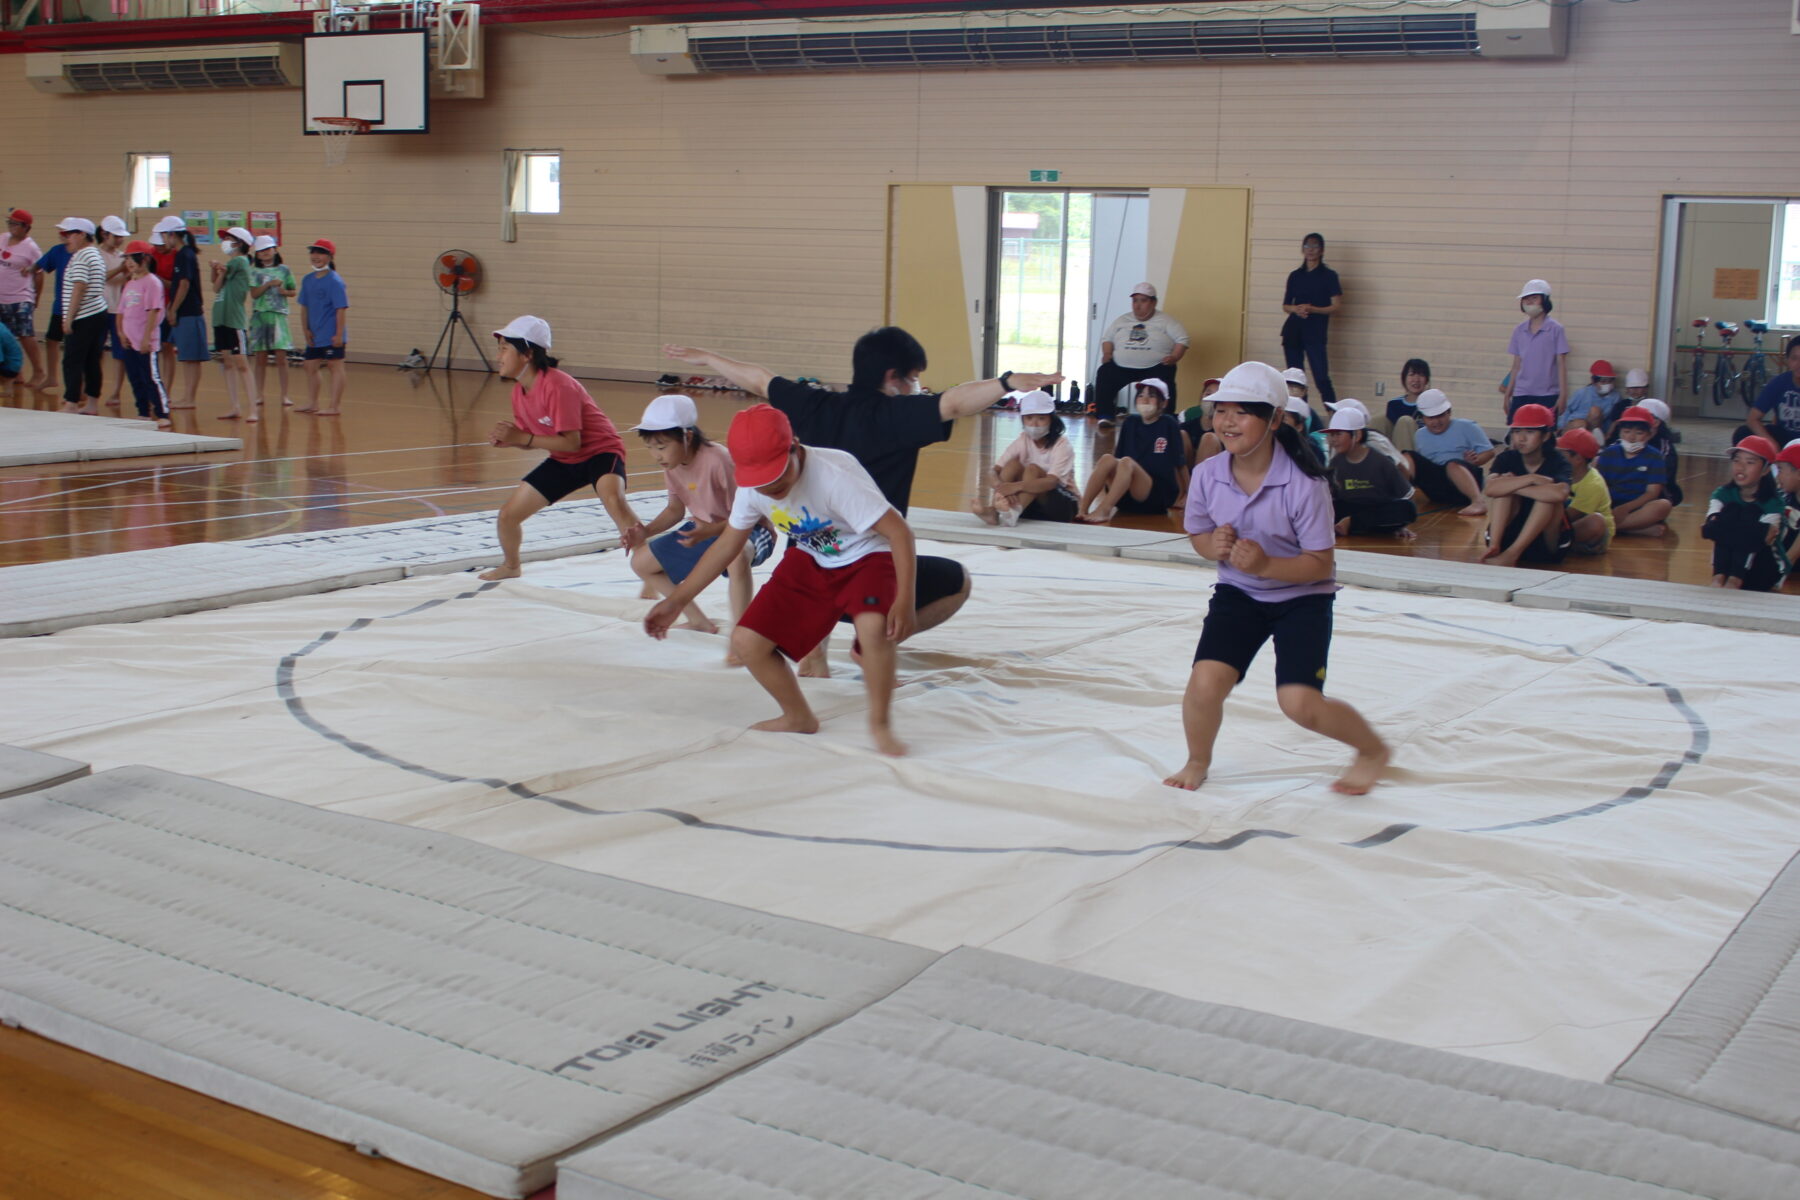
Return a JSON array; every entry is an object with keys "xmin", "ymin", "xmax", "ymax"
[
  {"xmin": 1738, "ymin": 318, "xmax": 1770, "ymax": 404},
  {"xmin": 1688, "ymin": 317, "xmax": 1710, "ymax": 397},
  {"xmin": 1711, "ymin": 320, "xmax": 1740, "ymax": 407}
]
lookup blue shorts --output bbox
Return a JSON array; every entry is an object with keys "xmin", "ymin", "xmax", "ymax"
[
  {"xmin": 108, "ymin": 313, "xmax": 126, "ymax": 360},
  {"xmin": 0, "ymin": 300, "xmax": 34, "ymax": 339},
  {"xmin": 649, "ymin": 522, "xmax": 775, "ymax": 585},
  {"xmin": 304, "ymin": 345, "xmax": 346, "ymax": 361},
  {"xmin": 173, "ymin": 314, "xmax": 210, "ymax": 362}
]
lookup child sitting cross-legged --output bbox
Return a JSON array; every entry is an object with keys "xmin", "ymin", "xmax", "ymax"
[
  {"xmin": 1702, "ymin": 436, "xmax": 1787, "ymax": 591},
  {"xmin": 972, "ymin": 389, "xmax": 1078, "ymax": 525},
  {"xmin": 1593, "ymin": 405, "xmax": 1674, "ymax": 537},
  {"xmin": 645, "ymin": 404, "xmax": 917, "ymax": 757},
  {"xmin": 1078, "ymin": 379, "xmax": 1186, "ymax": 523},
  {"xmin": 1555, "ymin": 427, "xmax": 1614, "ymax": 555},
  {"xmin": 1325, "ymin": 406, "xmax": 1416, "ymax": 539},
  {"xmin": 1480, "ymin": 404, "xmax": 1572, "ymax": 567}
]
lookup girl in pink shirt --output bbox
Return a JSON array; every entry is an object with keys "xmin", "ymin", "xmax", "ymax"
[
  {"xmin": 116, "ymin": 242, "xmax": 171, "ymax": 426},
  {"xmin": 1166, "ymin": 361, "xmax": 1388, "ymax": 796}
]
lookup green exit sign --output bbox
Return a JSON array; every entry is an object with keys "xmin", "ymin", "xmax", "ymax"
[{"xmin": 1029, "ymin": 169, "xmax": 1061, "ymax": 183}]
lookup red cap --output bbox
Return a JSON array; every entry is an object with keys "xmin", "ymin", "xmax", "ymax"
[
  {"xmin": 1589, "ymin": 359, "xmax": 1615, "ymax": 377},
  {"xmin": 727, "ymin": 404, "xmax": 795, "ymax": 488},
  {"xmin": 6, "ymin": 208, "xmax": 30, "ymax": 225},
  {"xmin": 307, "ymin": 238, "xmax": 337, "ymax": 256},
  {"xmin": 1509, "ymin": 403, "xmax": 1555, "ymax": 429},
  {"xmin": 1775, "ymin": 441, "xmax": 1800, "ymax": 471},
  {"xmin": 1556, "ymin": 428, "xmax": 1600, "ymax": 460},
  {"xmin": 123, "ymin": 240, "xmax": 155, "ymax": 255},
  {"xmin": 1732, "ymin": 435, "xmax": 1778, "ymax": 464},
  {"xmin": 1614, "ymin": 406, "xmax": 1656, "ymax": 427}
]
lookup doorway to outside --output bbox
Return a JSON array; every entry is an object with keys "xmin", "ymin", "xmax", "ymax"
[{"xmin": 984, "ymin": 189, "xmax": 1150, "ymax": 397}]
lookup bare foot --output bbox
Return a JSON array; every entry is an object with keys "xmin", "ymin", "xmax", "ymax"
[
  {"xmin": 1334, "ymin": 517, "xmax": 1351, "ymax": 536},
  {"xmin": 1392, "ymin": 527, "xmax": 1418, "ymax": 540},
  {"xmin": 281, "ymin": 397, "xmax": 293, "ymax": 407},
  {"xmin": 725, "ymin": 651, "xmax": 744, "ymax": 668},
  {"xmin": 1162, "ymin": 761, "xmax": 1210, "ymax": 790},
  {"xmin": 105, "ymin": 398, "xmax": 121, "ymax": 408},
  {"xmin": 75, "ymin": 405, "xmax": 98, "ymax": 415},
  {"xmin": 293, "ymin": 405, "xmax": 317, "ymax": 414},
  {"xmin": 1478, "ymin": 543, "xmax": 1505, "ymax": 562},
  {"xmin": 677, "ymin": 618, "xmax": 719, "ymax": 634},
  {"xmin": 797, "ymin": 647, "xmax": 830, "ymax": 678},
  {"xmin": 477, "ymin": 565, "xmax": 522, "ymax": 581},
  {"xmin": 171, "ymin": 402, "xmax": 196, "ymax": 410},
  {"xmin": 971, "ymin": 499, "xmax": 999, "ymax": 526},
  {"xmin": 870, "ymin": 726, "xmax": 908, "ymax": 757},
  {"xmin": 750, "ymin": 713, "xmax": 820, "ymax": 735},
  {"xmin": 1331, "ymin": 745, "xmax": 1389, "ymax": 795},
  {"xmin": 1641, "ymin": 523, "xmax": 1667, "ymax": 538},
  {"xmin": 313, "ymin": 410, "xmax": 341, "ymax": 416},
  {"xmin": 218, "ymin": 411, "xmax": 241, "ymax": 421},
  {"xmin": 1457, "ymin": 504, "xmax": 1487, "ymax": 517},
  {"xmin": 36, "ymin": 382, "xmax": 59, "ymax": 394}
]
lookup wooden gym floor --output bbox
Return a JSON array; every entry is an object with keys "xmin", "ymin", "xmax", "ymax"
[{"xmin": 0, "ymin": 362, "xmax": 1789, "ymax": 1200}]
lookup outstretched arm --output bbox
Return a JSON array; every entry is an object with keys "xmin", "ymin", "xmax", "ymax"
[
  {"xmin": 938, "ymin": 371, "xmax": 1063, "ymax": 421},
  {"xmin": 664, "ymin": 344, "xmax": 774, "ymax": 398}
]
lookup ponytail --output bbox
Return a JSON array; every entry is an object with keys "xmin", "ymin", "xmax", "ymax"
[
  {"xmin": 503, "ymin": 336, "xmax": 558, "ymax": 372},
  {"xmin": 1274, "ymin": 421, "xmax": 1328, "ymax": 478}
]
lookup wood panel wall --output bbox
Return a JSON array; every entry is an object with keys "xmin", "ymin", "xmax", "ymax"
[{"xmin": 2, "ymin": 0, "xmax": 1797, "ymax": 421}]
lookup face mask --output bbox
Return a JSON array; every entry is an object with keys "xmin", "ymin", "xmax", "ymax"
[
  {"xmin": 908, "ymin": 377, "xmax": 924, "ymax": 395},
  {"xmin": 1621, "ymin": 438, "xmax": 1644, "ymax": 456},
  {"xmin": 221, "ymin": 242, "xmax": 235, "ymax": 255},
  {"xmin": 1136, "ymin": 404, "xmax": 1160, "ymax": 420},
  {"xmin": 1024, "ymin": 424, "xmax": 1050, "ymax": 440},
  {"xmin": 1523, "ymin": 304, "xmax": 1544, "ymax": 318},
  {"xmin": 1596, "ymin": 383, "xmax": 1614, "ymax": 396}
]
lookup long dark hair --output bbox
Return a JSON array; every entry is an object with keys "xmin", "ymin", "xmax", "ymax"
[
  {"xmin": 1035, "ymin": 413, "xmax": 1066, "ymax": 451},
  {"xmin": 1230, "ymin": 402, "xmax": 1328, "ymax": 478},
  {"xmin": 503, "ymin": 337, "xmax": 558, "ymax": 372}
]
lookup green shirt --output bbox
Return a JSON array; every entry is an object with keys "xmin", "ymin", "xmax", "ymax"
[
  {"xmin": 250, "ymin": 264, "xmax": 294, "ymax": 316},
  {"xmin": 211, "ymin": 254, "xmax": 252, "ymax": 329}
]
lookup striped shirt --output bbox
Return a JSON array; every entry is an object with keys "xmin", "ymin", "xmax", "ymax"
[
  {"xmin": 61, "ymin": 245, "xmax": 108, "ymax": 320},
  {"xmin": 1593, "ymin": 442, "xmax": 1666, "ymax": 506}
]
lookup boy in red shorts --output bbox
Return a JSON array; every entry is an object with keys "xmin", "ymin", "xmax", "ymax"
[{"xmin": 644, "ymin": 404, "xmax": 917, "ymax": 757}]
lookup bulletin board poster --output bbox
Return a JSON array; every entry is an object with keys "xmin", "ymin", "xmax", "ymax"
[
  {"xmin": 212, "ymin": 211, "xmax": 246, "ymax": 242},
  {"xmin": 249, "ymin": 211, "xmax": 281, "ymax": 246},
  {"xmin": 1713, "ymin": 268, "xmax": 1760, "ymax": 301},
  {"xmin": 183, "ymin": 210, "xmax": 213, "ymax": 244}
]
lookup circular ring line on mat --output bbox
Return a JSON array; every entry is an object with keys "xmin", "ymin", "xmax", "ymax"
[{"xmin": 273, "ymin": 580, "xmax": 1709, "ymax": 858}]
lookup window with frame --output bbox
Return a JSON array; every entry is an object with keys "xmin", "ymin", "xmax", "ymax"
[
  {"xmin": 522, "ymin": 153, "xmax": 561, "ymax": 215},
  {"xmin": 128, "ymin": 153, "xmax": 172, "ymax": 210}
]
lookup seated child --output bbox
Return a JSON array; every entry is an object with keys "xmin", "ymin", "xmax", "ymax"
[
  {"xmin": 973, "ymin": 389, "xmax": 1078, "ymax": 525},
  {"xmin": 644, "ymin": 403, "xmax": 917, "ymax": 756},
  {"xmin": 1593, "ymin": 406, "xmax": 1673, "ymax": 536},
  {"xmin": 1635, "ymin": 397, "xmax": 1683, "ymax": 505},
  {"xmin": 1079, "ymin": 379, "xmax": 1186, "ymax": 522},
  {"xmin": 1325, "ymin": 407, "xmax": 1416, "ymax": 538},
  {"xmin": 1702, "ymin": 436, "xmax": 1786, "ymax": 591},
  {"xmin": 1326, "ymin": 399, "xmax": 1412, "ymax": 480},
  {"xmin": 1283, "ymin": 367, "xmax": 1325, "ymax": 433},
  {"xmin": 1562, "ymin": 359, "xmax": 1616, "ymax": 431},
  {"xmin": 1555, "ymin": 427, "xmax": 1613, "ymax": 555},
  {"xmin": 1481, "ymin": 404, "xmax": 1572, "ymax": 567},
  {"xmin": 629, "ymin": 393, "xmax": 774, "ymax": 645},
  {"xmin": 1407, "ymin": 388, "xmax": 1494, "ymax": 516},
  {"xmin": 1180, "ymin": 377, "xmax": 1224, "ymax": 466},
  {"xmin": 1777, "ymin": 439, "xmax": 1800, "ymax": 575},
  {"xmin": 1286, "ymin": 396, "xmax": 1328, "ymax": 461},
  {"xmin": 1384, "ymin": 357, "xmax": 1431, "ymax": 438},
  {"xmin": 1598, "ymin": 367, "xmax": 1650, "ymax": 435}
]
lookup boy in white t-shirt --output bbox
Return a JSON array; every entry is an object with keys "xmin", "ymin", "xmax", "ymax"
[{"xmin": 645, "ymin": 404, "xmax": 917, "ymax": 757}]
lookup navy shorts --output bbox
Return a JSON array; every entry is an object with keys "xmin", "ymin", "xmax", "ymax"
[
  {"xmin": 523, "ymin": 451, "xmax": 626, "ymax": 505},
  {"xmin": 304, "ymin": 344, "xmax": 346, "ymax": 361},
  {"xmin": 1115, "ymin": 469, "xmax": 1181, "ymax": 515},
  {"xmin": 1194, "ymin": 583, "xmax": 1335, "ymax": 691},
  {"xmin": 1411, "ymin": 455, "xmax": 1485, "ymax": 506},
  {"xmin": 650, "ymin": 521, "xmax": 775, "ymax": 584}
]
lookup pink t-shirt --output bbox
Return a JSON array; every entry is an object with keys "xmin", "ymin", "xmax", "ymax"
[
  {"xmin": 119, "ymin": 274, "xmax": 166, "ymax": 351},
  {"xmin": 0, "ymin": 233, "xmax": 40, "ymax": 304},
  {"xmin": 996, "ymin": 431, "xmax": 1075, "ymax": 490},
  {"xmin": 510, "ymin": 368, "xmax": 626, "ymax": 465},
  {"xmin": 663, "ymin": 442, "xmax": 736, "ymax": 524}
]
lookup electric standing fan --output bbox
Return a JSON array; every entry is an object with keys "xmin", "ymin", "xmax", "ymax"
[{"xmin": 427, "ymin": 249, "xmax": 492, "ymax": 373}]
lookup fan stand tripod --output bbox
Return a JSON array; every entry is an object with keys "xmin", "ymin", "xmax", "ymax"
[{"xmin": 427, "ymin": 264, "xmax": 492, "ymax": 374}]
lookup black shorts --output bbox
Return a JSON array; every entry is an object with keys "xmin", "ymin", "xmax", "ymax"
[
  {"xmin": 1023, "ymin": 486, "xmax": 1078, "ymax": 523},
  {"xmin": 1115, "ymin": 471, "xmax": 1181, "ymax": 515},
  {"xmin": 213, "ymin": 325, "xmax": 246, "ymax": 355},
  {"xmin": 1411, "ymin": 455, "xmax": 1484, "ymax": 506},
  {"xmin": 304, "ymin": 345, "xmax": 347, "ymax": 361},
  {"xmin": 523, "ymin": 451, "xmax": 626, "ymax": 504},
  {"xmin": 1494, "ymin": 500, "xmax": 1572, "ymax": 564},
  {"xmin": 1194, "ymin": 584, "xmax": 1334, "ymax": 691},
  {"xmin": 915, "ymin": 553, "xmax": 966, "ymax": 609},
  {"xmin": 46, "ymin": 311, "xmax": 63, "ymax": 342}
]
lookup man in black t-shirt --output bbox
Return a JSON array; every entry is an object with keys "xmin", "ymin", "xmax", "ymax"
[
  {"xmin": 667, "ymin": 329, "xmax": 1060, "ymax": 674},
  {"xmin": 1280, "ymin": 233, "xmax": 1343, "ymax": 408}
]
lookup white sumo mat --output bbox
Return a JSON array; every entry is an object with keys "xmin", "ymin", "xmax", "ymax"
[
  {"xmin": 560, "ymin": 948, "xmax": 1800, "ymax": 1199},
  {"xmin": 0, "ymin": 765, "xmax": 934, "ymax": 1197},
  {"xmin": 2, "ymin": 540, "xmax": 1798, "ymax": 1084},
  {"xmin": 0, "ymin": 407, "xmax": 241, "ymax": 466},
  {"xmin": 0, "ymin": 743, "xmax": 87, "ymax": 798}
]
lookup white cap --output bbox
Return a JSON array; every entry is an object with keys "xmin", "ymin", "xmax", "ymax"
[
  {"xmin": 1209, "ymin": 361, "xmax": 1287, "ymax": 410},
  {"xmin": 1129, "ymin": 282, "xmax": 1157, "ymax": 299},
  {"xmin": 1517, "ymin": 278, "xmax": 1552, "ymax": 299},
  {"xmin": 1015, "ymin": 389, "xmax": 1055, "ymax": 416},
  {"xmin": 1625, "ymin": 368, "xmax": 1650, "ymax": 389},
  {"xmin": 1281, "ymin": 367, "xmax": 1309, "ymax": 388},
  {"xmin": 222, "ymin": 225, "xmax": 254, "ymax": 247},
  {"xmin": 1327, "ymin": 407, "xmax": 1367, "ymax": 432},
  {"xmin": 1638, "ymin": 397, "xmax": 1670, "ymax": 424},
  {"xmin": 1416, "ymin": 388, "xmax": 1453, "ymax": 417},
  {"xmin": 1326, "ymin": 397, "xmax": 1367, "ymax": 415},
  {"xmin": 250, "ymin": 234, "xmax": 278, "ymax": 253},
  {"xmin": 1133, "ymin": 377, "xmax": 1170, "ymax": 399},
  {"xmin": 493, "ymin": 314, "xmax": 552, "ymax": 349},
  {"xmin": 634, "ymin": 393, "xmax": 698, "ymax": 431},
  {"xmin": 148, "ymin": 214, "xmax": 186, "ymax": 245},
  {"xmin": 56, "ymin": 216, "xmax": 95, "ymax": 235},
  {"xmin": 99, "ymin": 215, "xmax": 129, "ymax": 237},
  {"xmin": 1285, "ymin": 395, "xmax": 1312, "ymax": 418}
]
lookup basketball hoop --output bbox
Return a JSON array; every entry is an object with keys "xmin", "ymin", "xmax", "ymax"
[{"xmin": 314, "ymin": 116, "xmax": 371, "ymax": 168}]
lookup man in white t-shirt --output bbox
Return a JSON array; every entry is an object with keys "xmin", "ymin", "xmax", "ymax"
[
  {"xmin": 645, "ymin": 403, "xmax": 918, "ymax": 758},
  {"xmin": 1092, "ymin": 282, "xmax": 1188, "ymax": 426}
]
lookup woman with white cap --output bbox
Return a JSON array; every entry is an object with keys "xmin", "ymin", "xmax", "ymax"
[
  {"xmin": 1502, "ymin": 278, "xmax": 1569, "ymax": 423},
  {"xmin": 480, "ymin": 315, "xmax": 645, "ymax": 581},
  {"xmin": 96, "ymin": 215, "xmax": 132, "ymax": 410},
  {"xmin": 54, "ymin": 216, "xmax": 108, "ymax": 414},
  {"xmin": 247, "ymin": 235, "xmax": 296, "ymax": 408},
  {"xmin": 210, "ymin": 224, "xmax": 261, "ymax": 421}
]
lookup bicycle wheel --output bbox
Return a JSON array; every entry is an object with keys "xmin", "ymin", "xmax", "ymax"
[
  {"xmin": 1740, "ymin": 359, "xmax": 1767, "ymax": 405},
  {"xmin": 1690, "ymin": 349, "xmax": 1705, "ymax": 396},
  {"xmin": 1712, "ymin": 361, "xmax": 1735, "ymax": 407}
]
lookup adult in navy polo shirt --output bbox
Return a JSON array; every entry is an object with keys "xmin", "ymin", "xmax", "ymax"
[
  {"xmin": 1742, "ymin": 335, "xmax": 1800, "ymax": 448},
  {"xmin": 1280, "ymin": 232, "xmax": 1343, "ymax": 408},
  {"xmin": 666, "ymin": 330, "xmax": 1061, "ymax": 673}
]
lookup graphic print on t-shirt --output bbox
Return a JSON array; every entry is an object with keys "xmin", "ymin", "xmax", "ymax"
[{"xmin": 770, "ymin": 504, "xmax": 844, "ymax": 557}]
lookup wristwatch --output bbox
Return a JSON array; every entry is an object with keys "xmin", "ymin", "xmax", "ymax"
[{"xmin": 998, "ymin": 370, "xmax": 1013, "ymax": 392}]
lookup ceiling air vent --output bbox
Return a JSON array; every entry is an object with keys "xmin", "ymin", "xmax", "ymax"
[
  {"xmin": 634, "ymin": 1, "xmax": 1565, "ymax": 76},
  {"xmin": 26, "ymin": 44, "xmax": 303, "ymax": 94}
]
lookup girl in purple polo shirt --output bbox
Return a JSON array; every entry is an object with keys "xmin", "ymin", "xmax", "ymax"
[
  {"xmin": 1503, "ymin": 278, "xmax": 1570, "ymax": 423},
  {"xmin": 1165, "ymin": 361, "xmax": 1389, "ymax": 796}
]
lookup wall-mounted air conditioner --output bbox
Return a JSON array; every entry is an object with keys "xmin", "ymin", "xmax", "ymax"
[
  {"xmin": 632, "ymin": 0, "xmax": 1566, "ymax": 76},
  {"xmin": 26, "ymin": 43, "xmax": 302, "ymax": 94}
]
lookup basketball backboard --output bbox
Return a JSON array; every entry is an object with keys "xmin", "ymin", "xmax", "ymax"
[{"xmin": 303, "ymin": 31, "xmax": 429, "ymax": 135}]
